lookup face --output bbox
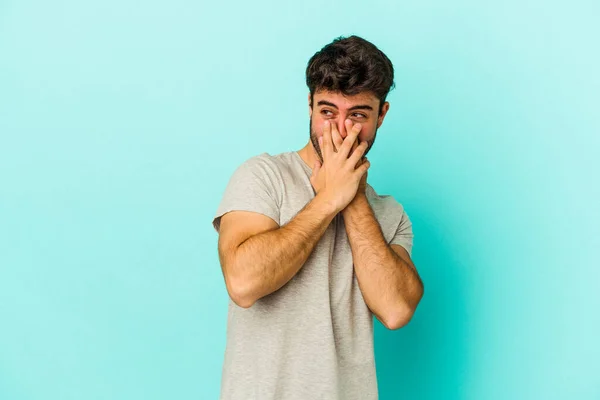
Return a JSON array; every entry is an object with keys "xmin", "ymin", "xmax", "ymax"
[{"xmin": 308, "ymin": 89, "xmax": 390, "ymax": 163}]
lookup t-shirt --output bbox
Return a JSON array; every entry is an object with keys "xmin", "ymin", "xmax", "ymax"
[{"xmin": 212, "ymin": 150, "xmax": 414, "ymax": 400}]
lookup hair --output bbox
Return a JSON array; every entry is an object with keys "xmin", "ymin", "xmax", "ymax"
[{"xmin": 306, "ymin": 35, "xmax": 395, "ymax": 116}]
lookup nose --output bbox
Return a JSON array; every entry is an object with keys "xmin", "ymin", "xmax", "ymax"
[{"xmin": 336, "ymin": 120, "xmax": 348, "ymax": 139}]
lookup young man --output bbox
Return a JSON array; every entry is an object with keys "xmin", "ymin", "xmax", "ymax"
[{"xmin": 212, "ymin": 35, "xmax": 424, "ymax": 400}]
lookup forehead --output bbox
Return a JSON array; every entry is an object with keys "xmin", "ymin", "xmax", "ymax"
[{"xmin": 314, "ymin": 90, "xmax": 378, "ymax": 108}]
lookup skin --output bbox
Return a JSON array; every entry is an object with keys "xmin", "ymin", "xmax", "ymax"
[
  {"xmin": 298, "ymin": 90, "xmax": 423, "ymax": 328},
  {"xmin": 217, "ymin": 110, "xmax": 369, "ymax": 308},
  {"xmin": 297, "ymin": 89, "xmax": 390, "ymax": 175},
  {"xmin": 218, "ymin": 88, "xmax": 424, "ymax": 329}
]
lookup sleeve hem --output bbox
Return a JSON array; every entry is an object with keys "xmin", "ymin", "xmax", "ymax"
[
  {"xmin": 389, "ymin": 239, "xmax": 413, "ymax": 258},
  {"xmin": 212, "ymin": 208, "xmax": 280, "ymax": 233}
]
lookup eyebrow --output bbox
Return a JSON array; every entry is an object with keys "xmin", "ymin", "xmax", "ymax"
[{"xmin": 316, "ymin": 100, "xmax": 373, "ymax": 112}]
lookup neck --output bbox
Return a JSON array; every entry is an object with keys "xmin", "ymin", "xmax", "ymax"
[{"xmin": 296, "ymin": 140, "xmax": 320, "ymax": 171}]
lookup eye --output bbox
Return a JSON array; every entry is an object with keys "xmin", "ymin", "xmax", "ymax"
[
  {"xmin": 352, "ymin": 113, "xmax": 367, "ymax": 119},
  {"xmin": 321, "ymin": 110, "xmax": 333, "ymax": 117}
]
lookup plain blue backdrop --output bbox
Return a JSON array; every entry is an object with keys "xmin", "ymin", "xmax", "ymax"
[{"xmin": 1, "ymin": 0, "xmax": 598, "ymax": 399}]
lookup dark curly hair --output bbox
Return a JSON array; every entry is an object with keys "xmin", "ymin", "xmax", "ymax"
[{"xmin": 306, "ymin": 35, "xmax": 395, "ymax": 116}]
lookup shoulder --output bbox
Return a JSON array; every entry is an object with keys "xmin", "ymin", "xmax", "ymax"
[
  {"xmin": 236, "ymin": 152, "xmax": 276, "ymax": 171},
  {"xmin": 235, "ymin": 151, "xmax": 308, "ymax": 188},
  {"xmin": 236, "ymin": 151, "xmax": 293, "ymax": 174}
]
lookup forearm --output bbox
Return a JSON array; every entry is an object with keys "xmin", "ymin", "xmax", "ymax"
[
  {"xmin": 342, "ymin": 194, "xmax": 423, "ymax": 327},
  {"xmin": 231, "ymin": 193, "xmax": 337, "ymax": 306}
]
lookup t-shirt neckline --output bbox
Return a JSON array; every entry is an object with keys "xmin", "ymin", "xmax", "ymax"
[{"xmin": 292, "ymin": 151, "xmax": 313, "ymax": 175}]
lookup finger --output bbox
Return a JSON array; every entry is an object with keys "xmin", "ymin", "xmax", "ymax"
[
  {"xmin": 344, "ymin": 119, "xmax": 353, "ymax": 138},
  {"xmin": 331, "ymin": 122, "xmax": 343, "ymax": 152},
  {"xmin": 348, "ymin": 140, "xmax": 368, "ymax": 168},
  {"xmin": 345, "ymin": 119, "xmax": 358, "ymax": 156},
  {"xmin": 344, "ymin": 118, "xmax": 358, "ymax": 154},
  {"xmin": 340, "ymin": 122, "xmax": 362, "ymax": 157},
  {"xmin": 347, "ymin": 121, "xmax": 362, "ymax": 143},
  {"xmin": 311, "ymin": 160, "xmax": 321, "ymax": 179},
  {"xmin": 322, "ymin": 120, "xmax": 334, "ymax": 159},
  {"xmin": 350, "ymin": 136, "xmax": 358, "ymax": 158},
  {"xmin": 354, "ymin": 158, "xmax": 370, "ymax": 177},
  {"xmin": 341, "ymin": 120, "xmax": 358, "ymax": 160},
  {"xmin": 353, "ymin": 146, "xmax": 365, "ymax": 168}
]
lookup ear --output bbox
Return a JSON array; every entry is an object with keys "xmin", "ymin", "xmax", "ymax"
[
  {"xmin": 308, "ymin": 92, "xmax": 312, "ymax": 117},
  {"xmin": 377, "ymin": 101, "xmax": 390, "ymax": 129}
]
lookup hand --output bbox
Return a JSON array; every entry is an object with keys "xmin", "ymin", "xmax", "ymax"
[
  {"xmin": 309, "ymin": 120, "xmax": 370, "ymax": 213},
  {"xmin": 330, "ymin": 119, "xmax": 366, "ymax": 168},
  {"xmin": 311, "ymin": 119, "xmax": 363, "ymax": 193},
  {"xmin": 356, "ymin": 156, "xmax": 368, "ymax": 195},
  {"xmin": 330, "ymin": 119, "xmax": 369, "ymax": 196}
]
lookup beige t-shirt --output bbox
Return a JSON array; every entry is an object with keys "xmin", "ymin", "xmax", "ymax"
[{"xmin": 212, "ymin": 151, "xmax": 414, "ymax": 400}]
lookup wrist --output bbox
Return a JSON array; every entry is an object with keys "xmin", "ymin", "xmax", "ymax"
[
  {"xmin": 342, "ymin": 192, "xmax": 368, "ymax": 215},
  {"xmin": 313, "ymin": 191, "xmax": 341, "ymax": 218}
]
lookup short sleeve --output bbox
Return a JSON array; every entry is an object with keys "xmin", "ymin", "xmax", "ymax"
[
  {"xmin": 389, "ymin": 208, "xmax": 414, "ymax": 257},
  {"xmin": 212, "ymin": 155, "xmax": 281, "ymax": 233}
]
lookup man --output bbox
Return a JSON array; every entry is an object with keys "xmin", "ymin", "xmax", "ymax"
[{"xmin": 212, "ymin": 35, "xmax": 424, "ymax": 400}]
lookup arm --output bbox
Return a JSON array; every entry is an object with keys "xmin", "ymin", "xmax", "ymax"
[
  {"xmin": 218, "ymin": 192, "xmax": 337, "ymax": 308},
  {"xmin": 341, "ymin": 194, "xmax": 424, "ymax": 330}
]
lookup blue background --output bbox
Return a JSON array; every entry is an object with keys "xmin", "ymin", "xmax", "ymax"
[{"xmin": 1, "ymin": 0, "xmax": 598, "ymax": 399}]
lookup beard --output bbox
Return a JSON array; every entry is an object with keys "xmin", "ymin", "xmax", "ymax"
[{"xmin": 309, "ymin": 115, "xmax": 377, "ymax": 165}]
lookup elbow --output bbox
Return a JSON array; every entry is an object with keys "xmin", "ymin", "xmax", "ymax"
[
  {"xmin": 382, "ymin": 305, "xmax": 414, "ymax": 330},
  {"xmin": 384, "ymin": 286, "xmax": 424, "ymax": 330},
  {"xmin": 226, "ymin": 274, "xmax": 257, "ymax": 309},
  {"xmin": 221, "ymin": 256, "xmax": 257, "ymax": 308},
  {"xmin": 231, "ymin": 294, "xmax": 255, "ymax": 309},
  {"xmin": 231, "ymin": 295, "xmax": 255, "ymax": 309}
]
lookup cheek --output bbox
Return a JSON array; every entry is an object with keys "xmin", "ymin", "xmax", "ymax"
[
  {"xmin": 358, "ymin": 126, "xmax": 374, "ymax": 141},
  {"xmin": 311, "ymin": 119, "xmax": 324, "ymax": 136}
]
